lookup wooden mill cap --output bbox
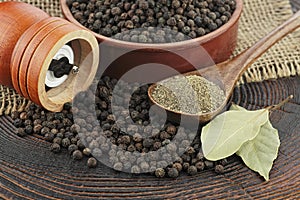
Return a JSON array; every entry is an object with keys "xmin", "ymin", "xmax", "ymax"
[{"xmin": 0, "ymin": 2, "xmax": 99, "ymax": 112}]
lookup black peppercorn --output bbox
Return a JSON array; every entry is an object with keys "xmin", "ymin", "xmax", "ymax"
[
  {"xmin": 11, "ymin": 111, "xmax": 20, "ymax": 120},
  {"xmin": 83, "ymin": 148, "xmax": 91, "ymax": 156},
  {"xmin": 208, "ymin": 12, "xmax": 217, "ymax": 20},
  {"xmin": 56, "ymin": 132, "xmax": 64, "ymax": 139},
  {"xmin": 140, "ymin": 161, "xmax": 150, "ymax": 171},
  {"xmin": 167, "ymin": 167, "xmax": 179, "ymax": 178},
  {"xmin": 51, "ymin": 143, "xmax": 61, "ymax": 153},
  {"xmin": 215, "ymin": 18, "xmax": 223, "ymax": 27},
  {"xmin": 208, "ymin": 22, "xmax": 218, "ymax": 31},
  {"xmin": 187, "ymin": 10, "xmax": 197, "ymax": 19},
  {"xmin": 92, "ymin": 148, "xmax": 102, "ymax": 158},
  {"xmin": 71, "ymin": 137, "xmax": 78, "ymax": 144},
  {"xmin": 131, "ymin": 165, "xmax": 141, "ymax": 174},
  {"xmin": 172, "ymin": 0, "xmax": 180, "ymax": 9},
  {"xmin": 173, "ymin": 163, "xmax": 183, "ymax": 172},
  {"xmin": 33, "ymin": 124, "xmax": 43, "ymax": 134},
  {"xmin": 187, "ymin": 165, "xmax": 198, "ymax": 175},
  {"xmin": 45, "ymin": 132, "xmax": 55, "ymax": 142},
  {"xmin": 133, "ymin": 133, "xmax": 142, "ymax": 142},
  {"xmin": 143, "ymin": 138, "xmax": 153, "ymax": 148},
  {"xmin": 215, "ymin": 164, "xmax": 224, "ymax": 174},
  {"xmin": 127, "ymin": 144, "xmax": 135, "ymax": 152},
  {"xmin": 14, "ymin": 118, "xmax": 23, "ymax": 128},
  {"xmin": 220, "ymin": 15, "xmax": 228, "ymax": 23},
  {"xmin": 87, "ymin": 157, "xmax": 97, "ymax": 168},
  {"xmin": 186, "ymin": 147, "xmax": 195, "ymax": 155},
  {"xmin": 196, "ymin": 152, "xmax": 204, "ymax": 161},
  {"xmin": 182, "ymin": 162, "xmax": 190, "ymax": 171},
  {"xmin": 130, "ymin": 35, "xmax": 139, "ymax": 42},
  {"xmin": 70, "ymin": 124, "xmax": 80, "ymax": 133},
  {"xmin": 25, "ymin": 125, "xmax": 33, "ymax": 134},
  {"xmin": 160, "ymin": 131, "xmax": 171, "ymax": 140},
  {"xmin": 125, "ymin": 20, "xmax": 134, "ymax": 29},
  {"xmin": 72, "ymin": 150, "xmax": 83, "ymax": 160},
  {"xmin": 68, "ymin": 144, "xmax": 78, "ymax": 154},
  {"xmin": 111, "ymin": 7, "xmax": 121, "ymax": 16},
  {"xmin": 74, "ymin": 11, "xmax": 83, "ymax": 20},
  {"xmin": 53, "ymin": 137, "xmax": 62, "ymax": 145},
  {"xmin": 62, "ymin": 138, "xmax": 71, "ymax": 148},
  {"xmin": 16, "ymin": 128, "xmax": 26, "ymax": 137},
  {"xmin": 195, "ymin": 161, "xmax": 205, "ymax": 171},
  {"xmin": 167, "ymin": 17, "xmax": 177, "ymax": 26},
  {"xmin": 155, "ymin": 168, "xmax": 165, "ymax": 178},
  {"xmin": 138, "ymin": 34, "xmax": 148, "ymax": 43},
  {"xmin": 77, "ymin": 140, "xmax": 85, "ymax": 149}
]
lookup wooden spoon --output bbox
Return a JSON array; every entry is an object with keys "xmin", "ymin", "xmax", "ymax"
[{"xmin": 148, "ymin": 10, "xmax": 300, "ymax": 123}]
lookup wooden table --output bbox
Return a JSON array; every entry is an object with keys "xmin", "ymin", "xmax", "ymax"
[{"xmin": 0, "ymin": 2, "xmax": 299, "ymax": 199}]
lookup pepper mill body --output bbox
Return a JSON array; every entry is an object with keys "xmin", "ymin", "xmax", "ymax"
[{"xmin": 0, "ymin": 2, "xmax": 99, "ymax": 112}]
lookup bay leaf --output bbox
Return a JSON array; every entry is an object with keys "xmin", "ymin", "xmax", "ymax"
[
  {"xmin": 236, "ymin": 120, "xmax": 280, "ymax": 181},
  {"xmin": 230, "ymin": 104, "xmax": 247, "ymax": 111},
  {"xmin": 201, "ymin": 108, "xmax": 269, "ymax": 161}
]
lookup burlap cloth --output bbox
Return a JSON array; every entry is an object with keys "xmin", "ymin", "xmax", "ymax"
[{"xmin": 0, "ymin": 0, "xmax": 299, "ymax": 115}]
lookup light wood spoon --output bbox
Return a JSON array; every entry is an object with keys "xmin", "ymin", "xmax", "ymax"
[{"xmin": 148, "ymin": 10, "xmax": 300, "ymax": 123}]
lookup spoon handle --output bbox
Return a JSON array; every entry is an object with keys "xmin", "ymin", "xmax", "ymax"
[
  {"xmin": 218, "ymin": 10, "xmax": 300, "ymax": 96},
  {"xmin": 239, "ymin": 10, "xmax": 300, "ymax": 68}
]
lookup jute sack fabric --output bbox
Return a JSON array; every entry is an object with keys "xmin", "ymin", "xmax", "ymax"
[{"xmin": 0, "ymin": 0, "xmax": 299, "ymax": 115}]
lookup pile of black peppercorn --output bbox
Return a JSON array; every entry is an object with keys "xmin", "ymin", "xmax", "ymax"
[
  {"xmin": 12, "ymin": 102, "xmax": 98, "ymax": 168},
  {"xmin": 12, "ymin": 76, "xmax": 228, "ymax": 177},
  {"xmin": 67, "ymin": 0, "xmax": 236, "ymax": 43}
]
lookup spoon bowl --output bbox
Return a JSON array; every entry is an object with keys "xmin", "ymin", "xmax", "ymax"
[{"xmin": 148, "ymin": 10, "xmax": 300, "ymax": 123}]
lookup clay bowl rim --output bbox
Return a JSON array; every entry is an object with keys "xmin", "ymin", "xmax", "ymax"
[{"xmin": 60, "ymin": 0, "xmax": 243, "ymax": 51}]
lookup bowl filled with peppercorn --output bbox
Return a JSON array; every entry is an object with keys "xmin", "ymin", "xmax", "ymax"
[{"xmin": 61, "ymin": 0, "xmax": 242, "ymax": 78}]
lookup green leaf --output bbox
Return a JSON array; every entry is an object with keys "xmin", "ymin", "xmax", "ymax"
[
  {"xmin": 230, "ymin": 104, "xmax": 247, "ymax": 111},
  {"xmin": 236, "ymin": 120, "xmax": 280, "ymax": 181},
  {"xmin": 201, "ymin": 107, "xmax": 269, "ymax": 161}
]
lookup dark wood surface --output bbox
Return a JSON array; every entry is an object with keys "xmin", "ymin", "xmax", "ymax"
[
  {"xmin": 1, "ymin": 77, "xmax": 299, "ymax": 199},
  {"xmin": 0, "ymin": 1, "xmax": 299, "ymax": 200},
  {"xmin": 291, "ymin": 0, "xmax": 300, "ymax": 12}
]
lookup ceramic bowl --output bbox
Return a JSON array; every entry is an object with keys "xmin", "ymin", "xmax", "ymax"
[{"xmin": 61, "ymin": 0, "xmax": 243, "ymax": 78}]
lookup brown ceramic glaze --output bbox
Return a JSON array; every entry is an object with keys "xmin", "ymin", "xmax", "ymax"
[
  {"xmin": 61, "ymin": 0, "xmax": 243, "ymax": 78},
  {"xmin": 149, "ymin": 10, "xmax": 300, "ymax": 123},
  {"xmin": 0, "ymin": 2, "xmax": 99, "ymax": 112}
]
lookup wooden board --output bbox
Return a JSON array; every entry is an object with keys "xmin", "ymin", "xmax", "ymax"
[{"xmin": 0, "ymin": 76, "xmax": 299, "ymax": 199}]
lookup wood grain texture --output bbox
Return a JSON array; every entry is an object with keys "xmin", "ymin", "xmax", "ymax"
[
  {"xmin": 0, "ymin": 1, "xmax": 49, "ymax": 87},
  {"xmin": 11, "ymin": 17, "xmax": 61, "ymax": 97},
  {"xmin": 0, "ymin": 76, "xmax": 299, "ymax": 199},
  {"xmin": 0, "ymin": 1, "xmax": 299, "ymax": 199}
]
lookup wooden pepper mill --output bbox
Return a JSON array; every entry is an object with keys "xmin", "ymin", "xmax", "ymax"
[{"xmin": 0, "ymin": 2, "xmax": 99, "ymax": 112}]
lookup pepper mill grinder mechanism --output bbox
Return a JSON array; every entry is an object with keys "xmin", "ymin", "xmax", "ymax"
[{"xmin": 0, "ymin": 2, "xmax": 99, "ymax": 112}]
